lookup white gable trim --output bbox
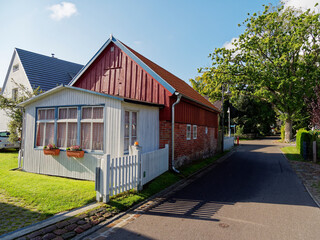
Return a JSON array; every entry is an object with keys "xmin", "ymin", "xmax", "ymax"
[
  {"xmin": 18, "ymin": 85, "xmax": 124, "ymax": 107},
  {"xmin": 69, "ymin": 36, "xmax": 176, "ymax": 94}
]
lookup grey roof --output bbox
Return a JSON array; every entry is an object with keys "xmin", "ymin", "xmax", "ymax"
[{"xmin": 16, "ymin": 48, "xmax": 83, "ymax": 91}]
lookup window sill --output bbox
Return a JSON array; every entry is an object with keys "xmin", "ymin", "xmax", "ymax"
[{"xmin": 34, "ymin": 148, "xmax": 104, "ymax": 155}]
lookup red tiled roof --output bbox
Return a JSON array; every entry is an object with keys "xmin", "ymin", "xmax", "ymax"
[{"xmin": 123, "ymin": 44, "xmax": 220, "ymax": 113}]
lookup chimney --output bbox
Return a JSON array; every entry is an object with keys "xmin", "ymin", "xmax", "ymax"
[{"xmin": 51, "ymin": 53, "xmax": 55, "ymax": 58}]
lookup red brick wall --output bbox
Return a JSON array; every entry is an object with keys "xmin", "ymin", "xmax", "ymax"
[{"xmin": 160, "ymin": 120, "xmax": 218, "ymax": 167}]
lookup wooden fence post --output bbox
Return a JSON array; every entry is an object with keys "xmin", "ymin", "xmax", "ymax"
[
  {"xmin": 95, "ymin": 158, "xmax": 102, "ymax": 202},
  {"xmin": 132, "ymin": 145, "xmax": 142, "ymax": 191},
  {"xmin": 102, "ymin": 155, "xmax": 110, "ymax": 203}
]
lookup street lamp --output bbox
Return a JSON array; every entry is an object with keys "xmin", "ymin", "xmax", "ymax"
[
  {"xmin": 221, "ymin": 85, "xmax": 231, "ymax": 152},
  {"xmin": 227, "ymin": 107, "xmax": 231, "ymax": 137}
]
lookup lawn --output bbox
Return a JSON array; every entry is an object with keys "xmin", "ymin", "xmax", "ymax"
[
  {"xmin": 281, "ymin": 146, "xmax": 304, "ymax": 161},
  {"xmin": 0, "ymin": 149, "xmax": 96, "ymax": 235}
]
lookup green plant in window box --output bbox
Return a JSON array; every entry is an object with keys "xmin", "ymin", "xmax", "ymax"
[
  {"xmin": 43, "ymin": 143, "xmax": 60, "ymax": 156},
  {"xmin": 66, "ymin": 145, "xmax": 84, "ymax": 158}
]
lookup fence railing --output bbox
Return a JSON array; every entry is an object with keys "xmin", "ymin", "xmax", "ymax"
[{"xmin": 95, "ymin": 144, "xmax": 169, "ymax": 203}]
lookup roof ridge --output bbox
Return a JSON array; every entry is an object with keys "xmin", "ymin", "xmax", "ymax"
[{"xmin": 121, "ymin": 43, "xmax": 219, "ymax": 112}]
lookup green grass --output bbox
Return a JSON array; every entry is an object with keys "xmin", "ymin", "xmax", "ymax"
[
  {"xmin": 281, "ymin": 146, "xmax": 304, "ymax": 161},
  {"xmin": 0, "ymin": 150, "xmax": 96, "ymax": 215}
]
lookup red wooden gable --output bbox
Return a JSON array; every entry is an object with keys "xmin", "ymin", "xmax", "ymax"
[{"xmin": 74, "ymin": 43, "xmax": 171, "ymax": 106}]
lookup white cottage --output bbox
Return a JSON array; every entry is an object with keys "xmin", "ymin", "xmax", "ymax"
[{"xmin": 19, "ymin": 85, "xmax": 160, "ymax": 180}]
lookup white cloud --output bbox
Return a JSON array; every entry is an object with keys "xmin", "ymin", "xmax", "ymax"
[
  {"xmin": 48, "ymin": 2, "xmax": 77, "ymax": 21},
  {"xmin": 284, "ymin": 0, "xmax": 320, "ymax": 11},
  {"xmin": 222, "ymin": 37, "xmax": 238, "ymax": 50}
]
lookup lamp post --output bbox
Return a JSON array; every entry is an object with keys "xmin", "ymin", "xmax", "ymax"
[
  {"xmin": 221, "ymin": 85, "xmax": 231, "ymax": 152},
  {"xmin": 227, "ymin": 107, "xmax": 231, "ymax": 137}
]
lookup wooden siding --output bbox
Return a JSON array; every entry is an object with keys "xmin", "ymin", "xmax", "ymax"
[
  {"xmin": 74, "ymin": 43, "xmax": 171, "ymax": 106},
  {"xmin": 23, "ymin": 88, "xmax": 160, "ymax": 180},
  {"xmin": 23, "ymin": 88, "xmax": 122, "ymax": 180}
]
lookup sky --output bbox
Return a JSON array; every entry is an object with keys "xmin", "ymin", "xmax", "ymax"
[{"xmin": 0, "ymin": 0, "xmax": 319, "ymax": 88}]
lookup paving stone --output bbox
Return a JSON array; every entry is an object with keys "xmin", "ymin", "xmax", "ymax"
[
  {"xmin": 77, "ymin": 219, "xmax": 87, "ymax": 225},
  {"xmin": 90, "ymin": 219, "xmax": 100, "ymax": 225},
  {"xmin": 41, "ymin": 225, "xmax": 58, "ymax": 234},
  {"xmin": 56, "ymin": 221, "xmax": 69, "ymax": 229},
  {"xmin": 67, "ymin": 217, "xmax": 80, "ymax": 224},
  {"xmin": 90, "ymin": 215, "xmax": 98, "ymax": 220},
  {"xmin": 53, "ymin": 228, "xmax": 68, "ymax": 235},
  {"xmin": 61, "ymin": 231, "xmax": 76, "ymax": 239},
  {"xmin": 76, "ymin": 213, "xmax": 88, "ymax": 219},
  {"xmin": 53, "ymin": 237, "xmax": 64, "ymax": 240},
  {"xmin": 43, "ymin": 233, "xmax": 57, "ymax": 240},
  {"xmin": 16, "ymin": 237, "xmax": 27, "ymax": 240},
  {"xmin": 74, "ymin": 226, "xmax": 85, "ymax": 234},
  {"xmin": 95, "ymin": 236, "xmax": 108, "ymax": 240},
  {"xmin": 30, "ymin": 237, "xmax": 42, "ymax": 240},
  {"xmin": 65, "ymin": 223, "xmax": 77, "ymax": 231},
  {"xmin": 80, "ymin": 223, "xmax": 92, "ymax": 231},
  {"xmin": 103, "ymin": 212, "xmax": 112, "ymax": 218},
  {"xmin": 27, "ymin": 230, "xmax": 42, "ymax": 238}
]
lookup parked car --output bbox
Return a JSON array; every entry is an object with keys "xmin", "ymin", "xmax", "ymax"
[{"xmin": 0, "ymin": 131, "xmax": 20, "ymax": 150}]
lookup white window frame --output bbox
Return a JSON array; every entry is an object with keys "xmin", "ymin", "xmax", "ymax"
[
  {"xmin": 81, "ymin": 106, "xmax": 104, "ymax": 152},
  {"xmin": 193, "ymin": 125, "xmax": 197, "ymax": 139},
  {"xmin": 36, "ymin": 108, "xmax": 55, "ymax": 147},
  {"xmin": 12, "ymin": 88, "xmax": 18, "ymax": 101},
  {"xmin": 56, "ymin": 107, "xmax": 78, "ymax": 148},
  {"xmin": 12, "ymin": 64, "xmax": 19, "ymax": 72},
  {"xmin": 186, "ymin": 124, "xmax": 191, "ymax": 140},
  {"xmin": 124, "ymin": 110, "xmax": 138, "ymax": 154}
]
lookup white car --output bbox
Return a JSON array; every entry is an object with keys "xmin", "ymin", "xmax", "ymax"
[{"xmin": 0, "ymin": 131, "xmax": 20, "ymax": 150}]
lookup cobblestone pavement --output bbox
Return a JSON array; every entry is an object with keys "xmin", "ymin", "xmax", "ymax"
[{"xmin": 289, "ymin": 160, "xmax": 320, "ymax": 205}]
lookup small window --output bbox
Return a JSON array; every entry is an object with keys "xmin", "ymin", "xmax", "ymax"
[
  {"xmin": 205, "ymin": 127, "xmax": 208, "ymax": 135},
  {"xmin": 186, "ymin": 124, "xmax": 191, "ymax": 140},
  {"xmin": 124, "ymin": 111, "xmax": 138, "ymax": 153},
  {"xmin": 193, "ymin": 125, "xmax": 197, "ymax": 139},
  {"xmin": 12, "ymin": 88, "xmax": 18, "ymax": 101},
  {"xmin": 12, "ymin": 64, "xmax": 19, "ymax": 72}
]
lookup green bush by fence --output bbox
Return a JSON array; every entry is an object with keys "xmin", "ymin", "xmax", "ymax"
[
  {"xmin": 296, "ymin": 129, "xmax": 320, "ymax": 159},
  {"xmin": 296, "ymin": 129, "xmax": 309, "ymax": 154}
]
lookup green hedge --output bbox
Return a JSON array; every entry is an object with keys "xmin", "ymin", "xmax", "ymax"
[{"xmin": 296, "ymin": 129, "xmax": 310, "ymax": 155}]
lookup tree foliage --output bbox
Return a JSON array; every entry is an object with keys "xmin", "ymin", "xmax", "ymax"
[
  {"xmin": 0, "ymin": 80, "xmax": 41, "ymax": 143},
  {"xmin": 191, "ymin": 3, "xmax": 320, "ymax": 142}
]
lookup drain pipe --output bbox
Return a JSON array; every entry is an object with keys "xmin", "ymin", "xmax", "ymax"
[{"xmin": 172, "ymin": 92, "xmax": 182, "ymax": 173}]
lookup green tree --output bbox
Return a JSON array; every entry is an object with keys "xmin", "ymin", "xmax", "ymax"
[
  {"xmin": 191, "ymin": 3, "xmax": 320, "ymax": 142},
  {"xmin": 0, "ymin": 80, "xmax": 41, "ymax": 143}
]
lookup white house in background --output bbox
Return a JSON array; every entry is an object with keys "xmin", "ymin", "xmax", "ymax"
[{"xmin": 0, "ymin": 48, "xmax": 83, "ymax": 130}]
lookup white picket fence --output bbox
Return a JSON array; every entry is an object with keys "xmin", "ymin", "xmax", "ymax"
[{"xmin": 96, "ymin": 144, "xmax": 169, "ymax": 203}]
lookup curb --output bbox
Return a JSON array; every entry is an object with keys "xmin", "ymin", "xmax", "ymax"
[
  {"xmin": 280, "ymin": 150, "xmax": 320, "ymax": 209},
  {"xmin": 75, "ymin": 147, "xmax": 237, "ymax": 239}
]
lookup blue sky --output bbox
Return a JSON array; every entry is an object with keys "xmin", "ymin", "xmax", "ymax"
[{"xmin": 0, "ymin": 0, "xmax": 316, "ymax": 87}]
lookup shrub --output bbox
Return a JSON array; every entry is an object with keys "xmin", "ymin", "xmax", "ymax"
[
  {"xmin": 296, "ymin": 128, "xmax": 313, "ymax": 158},
  {"xmin": 281, "ymin": 125, "xmax": 285, "ymax": 142},
  {"xmin": 235, "ymin": 125, "xmax": 244, "ymax": 137}
]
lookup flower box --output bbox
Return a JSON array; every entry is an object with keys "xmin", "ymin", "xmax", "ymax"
[
  {"xmin": 66, "ymin": 150, "xmax": 85, "ymax": 158},
  {"xmin": 43, "ymin": 149, "xmax": 60, "ymax": 156}
]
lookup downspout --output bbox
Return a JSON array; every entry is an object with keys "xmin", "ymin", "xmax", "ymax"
[{"xmin": 172, "ymin": 92, "xmax": 182, "ymax": 173}]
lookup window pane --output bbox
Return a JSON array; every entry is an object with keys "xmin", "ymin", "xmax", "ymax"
[
  {"xmin": 81, "ymin": 123, "xmax": 91, "ymax": 149},
  {"xmin": 67, "ymin": 123, "xmax": 78, "ymax": 147},
  {"xmin": 125, "ymin": 111, "xmax": 129, "ymax": 138},
  {"xmin": 124, "ymin": 138, "xmax": 129, "ymax": 152},
  {"xmin": 93, "ymin": 107, "xmax": 103, "ymax": 119},
  {"xmin": 36, "ymin": 123, "xmax": 45, "ymax": 146},
  {"xmin": 131, "ymin": 137, "xmax": 137, "ymax": 146},
  {"xmin": 59, "ymin": 108, "xmax": 68, "ymax": 119},
  {"xmin": 46, "ymin": 109, "xmax": 55, "ymax": 120},
  {"xmin": 92, "ymin": 123, "xmax": 103, "ymax": 150},
  {"xmin": 132, "ymin": 112, "xmax": 137, "ymax": 137},
  {"xmin": 82, "ymin": 107, "xmax": 92, "ymax": 119},
  {"xmin": 68, "ymin": 108, "xmax": 77, "ymax": 119},
  {"xmin": 44, "ymin": 123, "xmax": 54, "ymax": 146},
  {"xmin": 38, "ymin": 110, "xmax": 46, "ymax": 120},
  {"xmin": 57, "ymin": 123, "xmax": 66, "ymax": 147}
]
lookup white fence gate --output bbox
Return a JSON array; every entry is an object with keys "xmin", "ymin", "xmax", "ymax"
[{"xmin": 95, "ymin": 144, "xmax": 169, "ymax": 203}]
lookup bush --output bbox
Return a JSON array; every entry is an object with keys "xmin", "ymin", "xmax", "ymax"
[
  {"xmin": 235, "ymin": 125, "xmax": 244, "ymax": 137},
  {"xmin": 281, "ymin": 125, "xmax": 285, "ymax": 142},
  {"xmin": 296, "ymin": 129, "xmax": 308, "ymax": 154},
  {"xmin": 296, "ymin": 128, "xmax": 313, "ymax": 159}
]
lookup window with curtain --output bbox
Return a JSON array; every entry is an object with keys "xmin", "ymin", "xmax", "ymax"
[
  {"xmin": 36, "ymin": 108, "xmax": 55, "ymax": 147},
  {"xmin": 124, "ymin": 110, "xmax": 138, "ymax": 153},
  {"xmin": 35, "ymin": 105, "xmax": 104, "ymax": 152},
  {"xmin": 81, "ymin": 106, "xmax": 104, "ymax": 151},
  {"xmin": 57, "ymin": 107, "xmax": 78, "ymax": 148}
]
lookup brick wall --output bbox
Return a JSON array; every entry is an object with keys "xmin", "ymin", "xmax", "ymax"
[{"xmin": 160, "ymin": 120, "xmax": 218, "ymax": 167}]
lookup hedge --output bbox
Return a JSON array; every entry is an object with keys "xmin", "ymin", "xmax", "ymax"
[{"xmin": 296, "ymin": 129, "xmax": 310, "ymax": 155}]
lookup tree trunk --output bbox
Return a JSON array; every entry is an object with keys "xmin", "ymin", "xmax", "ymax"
[{"xmin": 285, "ymin": 118, "xmax": 292, "ymax": 143}]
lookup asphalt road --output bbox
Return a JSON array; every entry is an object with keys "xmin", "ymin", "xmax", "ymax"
[{"xmin": 107, "ymin": 138, "xmax": 320, "ymax": 240}]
